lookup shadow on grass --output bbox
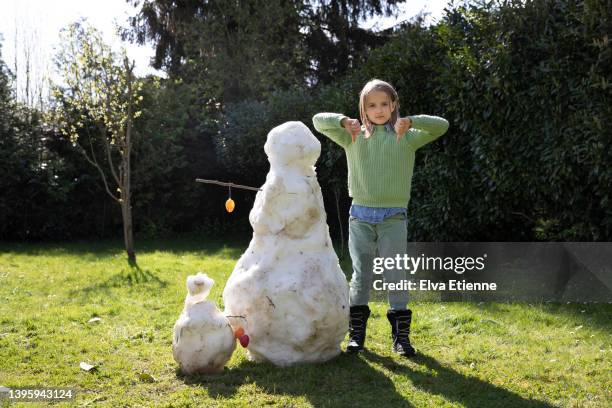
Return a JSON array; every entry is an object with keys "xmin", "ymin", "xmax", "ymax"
[
  {"xmin": 176, "ymin": 351, "xmax": 560, "ymax": 407},
  {"xmin": 363, "ymin": 352, "xmax": 556, "ymax": 408},
  {"xmin": 177, "ymin": 352, "xmax": 413, "ymax": 407},
  {"xmin": 69, "ymin": 263, "xmax": 168, "ymax": 299}
]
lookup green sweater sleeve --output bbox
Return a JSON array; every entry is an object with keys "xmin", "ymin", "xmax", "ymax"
[
  {"xmin": 312, "ymin": 112, "xmax": 352, "ymax": 148},
  {"xmin": 405, "ymin": 115, "xmax": 449, "ymax": 150}
]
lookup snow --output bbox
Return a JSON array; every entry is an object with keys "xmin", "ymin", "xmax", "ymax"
[
  {"xmin": 173, "ymin": 273, "xmax": 236, "ymax": 374},
  {"xmin": 223, "ymin": 121, "xmax": 349, "ymax": 366}
]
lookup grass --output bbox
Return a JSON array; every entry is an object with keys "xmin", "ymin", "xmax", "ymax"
[{"xmin": 0, "ymin": 236, "xmax": 610, "ymax": 407}]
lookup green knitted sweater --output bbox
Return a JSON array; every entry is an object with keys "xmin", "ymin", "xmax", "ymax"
[{"xmin": 312, "ymin": 113, "xmax": 449, "ymax": 208}]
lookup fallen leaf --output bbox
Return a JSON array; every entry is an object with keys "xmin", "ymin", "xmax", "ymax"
[{"xmin": 80, "ymin": 362, "xmax": 97, "ymax": 372}]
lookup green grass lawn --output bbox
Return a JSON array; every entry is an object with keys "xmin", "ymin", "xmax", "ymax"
[{"xmin": 0, "ymin": 236, "xmax": 610, "ymax": 407}]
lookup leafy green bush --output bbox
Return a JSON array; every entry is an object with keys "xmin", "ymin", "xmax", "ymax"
[
  {"xmin": 336, "ymin": 0, "xmax": 611, "ymax": 241},
  {"xmin": 3, "ymin": 0, "xmax": 610, "ymax": 242}
]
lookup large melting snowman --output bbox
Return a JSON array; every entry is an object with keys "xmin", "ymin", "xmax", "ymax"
[{"xmin": 223, "ymin": 121, "xmax": 349, "ymax": 366}]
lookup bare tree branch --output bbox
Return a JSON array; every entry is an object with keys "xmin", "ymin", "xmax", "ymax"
[
  {"xmin": 76, "ymin": 134, "xmax": 120, "ymax": 203},
  {"xmin": 100, "ymin": 123, "xmax": 121, "ymax": 186}
]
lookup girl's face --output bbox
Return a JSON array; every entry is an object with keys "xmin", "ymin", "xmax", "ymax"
[{"xmin": 365, "ymin": 90, "xmax": 396, "ymax": 125}]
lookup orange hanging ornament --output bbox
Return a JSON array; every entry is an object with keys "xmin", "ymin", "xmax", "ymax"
[
  {"xmin": 225, "ymin": 198, "xmax": 235, "ymax": 213},
  {"xmin": 225, "ymin": 186, "xmax": 235, "ymax": 213}
]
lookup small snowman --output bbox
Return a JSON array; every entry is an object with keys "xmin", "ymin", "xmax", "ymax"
[{"xmin": 173, "ymin": 273, "xmax": 236, "ymax": 374}]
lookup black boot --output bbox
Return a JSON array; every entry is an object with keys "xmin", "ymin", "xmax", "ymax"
[
  {"xmin": 346, "ymin": 305, "xmax": 370, "ymax": 353},
  {"xmin": 387, "ymin": 309, "xmax": 416, "ymax": 357}
]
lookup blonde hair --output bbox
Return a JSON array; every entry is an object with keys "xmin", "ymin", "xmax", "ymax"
[{"xmin": 359, "ymin": 79, "xmax": 400, "ymax": 138}]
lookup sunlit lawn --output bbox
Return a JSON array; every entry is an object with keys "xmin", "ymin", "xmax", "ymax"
[{"xmin": 0, "ymin": 237, "xmax": 610, "ymax": 407}]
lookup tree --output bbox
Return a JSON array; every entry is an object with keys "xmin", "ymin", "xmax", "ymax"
[
  {"xmin": 300, "ymin": 0, "xmax": 404, "ymax": 85},
  {"xmin": 0, "ymin": 40, "xmax": 45, "ymax": 241},
  {"xmin": 51, "ymin": 21, "xmax": 143, "ymax": 263},
  {"xmin": 0, "ymin": 40, "xmax": 15, "ymax": 135},
  {"xmin": 123, "ymin": 0, "xmax": 404, "ymax": 98},
  {"xmin": 124, "ymin": 0, "xmax": 307, "ymax": 103},
  {"xmin": 11, "ymin": 17, "xmax": 50, "ymax": 110}
]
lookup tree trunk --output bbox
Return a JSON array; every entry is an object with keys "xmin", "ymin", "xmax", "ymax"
[
  {"xmin": 120, "ymin": 146, "xmax": 135, "ymax": 264},
  {"xmin": 122, "ymin": 197, "xmax": 136, "ymax": 264},
  {"xmin": 122, "ymin": 58, "xmax": 136, "ymax": 265}
]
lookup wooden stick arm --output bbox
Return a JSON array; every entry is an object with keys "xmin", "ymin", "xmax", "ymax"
[{"xmin": 195, "ymin": 178, "xmax": 262, "ymax": 192}]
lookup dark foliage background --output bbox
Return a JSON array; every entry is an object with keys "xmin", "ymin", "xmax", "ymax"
[{"xmin": 1, "ymin": 0, "xmax": 610, "ymax": 243}]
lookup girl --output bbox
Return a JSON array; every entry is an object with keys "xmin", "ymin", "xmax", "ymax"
[{"xmin": 312, "ymin": 79, "xmax": 449, "ymax": 357}]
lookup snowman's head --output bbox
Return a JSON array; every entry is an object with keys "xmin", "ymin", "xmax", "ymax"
[
  {"xmin": 264, "ymin": 121, "xmax": 321, "ymax": 169},
  {"xmin": 186, "ymin": 272, "xmax": 214, "ymax": 299}
]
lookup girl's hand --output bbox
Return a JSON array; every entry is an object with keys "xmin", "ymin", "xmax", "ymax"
[
  {"xmin": 394, "ymin": 117, "xmax": 412, "ymax": 142},
  {"xmin": 341, "ymin": 118, "xmax": 361, "ymax": 143}
]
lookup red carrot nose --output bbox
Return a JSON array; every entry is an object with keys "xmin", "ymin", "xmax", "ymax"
[{"xmin": 239, "ymin": 334, "xmax": 250, "ymax": 348}]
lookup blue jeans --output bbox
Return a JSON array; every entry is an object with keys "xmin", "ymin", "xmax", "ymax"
[{"xmin": 348, "ymin": 213, "xmax": 408, "ymax": 310}]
